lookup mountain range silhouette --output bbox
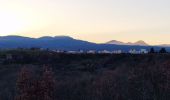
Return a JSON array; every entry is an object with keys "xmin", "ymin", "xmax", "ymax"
[{"xmin": 0, "ymin": 35, "xmax": 169, "ymax": 51}]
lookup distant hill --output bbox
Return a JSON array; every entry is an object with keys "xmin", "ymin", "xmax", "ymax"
[
  {"xmin": 0, "ymin": 35, "xmax": 169, "ymax": 51},
  {"xmin": 106, "ymin": 40, "xmax": 125, "ymax": 45},
  {"xmin": 106, "ymin": 40, "xmax": 149, "ymax": 46},
  {"xmin": 157, "ymin": 44, "xmax": 170, "ymax": 47}
]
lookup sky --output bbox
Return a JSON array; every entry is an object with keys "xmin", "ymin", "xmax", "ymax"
[{"xmin": 0, "ymin": 0, "xmax": 170, "ymax": 45}]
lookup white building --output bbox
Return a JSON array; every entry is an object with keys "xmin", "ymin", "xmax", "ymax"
[
  {"xmin": 87, "ymin": 50, "xmax": 96, "ymax": 54},
  {"xmin": 78, "ymin": 50, "xmax": 84, "ymax": 54},
  {"xmin": 129, "ymin": 49, "xmax": 140, "ymax": 54},
  {"xmin": 52, "ymin": 50, "xmax": 64, "ymax": 53},
  {"xmin": 67, "ymin": 51, "xmax": 77, "ymax": 54},
  {"xmin": 98, "ymin": 50, "xmax": 111, "ymax": 54},
  {"xmin": 140, "ymin": 49, "xmax": 148, "ymax": 54},
  {"xmin": 129, "ymin": 49, "xmax": 148, "ymax": 54},
  {"xmin": 112, "ymin": 50, "xmax": 122, "ymax": 54}
]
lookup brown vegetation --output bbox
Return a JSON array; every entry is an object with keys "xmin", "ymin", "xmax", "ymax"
[
  {"xmin": 0, "ymin": 50, "xmax": 169, "ymax": 100},
  {"xmin": 15, "ymin": 66, "xmax": 56, "ymax": 100}
]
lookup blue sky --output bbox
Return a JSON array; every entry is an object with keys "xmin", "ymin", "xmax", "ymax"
[{"xmin": 0, "ymin": 0, "xmax": 170, "ymax": 44}]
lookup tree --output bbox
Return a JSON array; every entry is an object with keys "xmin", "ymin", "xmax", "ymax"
[
  {"xmin": 15, "ymin": 67, "xmax": 34, "ymax": 100},
  {"xmin": 40, "ymin": 66, "xmax": 56, "ymax": 100},
  {"xmin": 159, "ymin": 48, "xmax": 167, "ymax": 53},
  {"xmin": 15, "ymin": 66, "xmax": 56, "ymax": 100},
  {"xmin": 149, "ymin": 48, "xmax": 155, "ymax": 53}
]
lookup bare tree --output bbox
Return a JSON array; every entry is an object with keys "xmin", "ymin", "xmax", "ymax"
[
  {"xmin": 15, "ymin": 66, "xmax": 56, "ymax": 100},
  {"xmin": 40, "ymin": 66, "xmax": 56, "ymax": 100},
  {"xmin": 15, "ymin": 67, "xmax": 34, "ymax": 100}
]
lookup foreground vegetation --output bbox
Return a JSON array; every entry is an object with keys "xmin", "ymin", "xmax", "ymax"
[{"xmin": 0, "ymin": 50, "xmax": 169, "ymax": 100}]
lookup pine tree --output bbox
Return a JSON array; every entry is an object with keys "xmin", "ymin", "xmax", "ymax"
[
  {"xmin": 159, "ymin": 48, "xmax": 167, "ymax": 53},
  {"xmin": 149, "ymin": 48, "xmax": 155, "ymax": 53}
]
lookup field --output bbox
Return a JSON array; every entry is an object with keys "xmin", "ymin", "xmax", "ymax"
[{"xmin": 0, "ymin": 50, "xmax": 169, "ymax": 100}]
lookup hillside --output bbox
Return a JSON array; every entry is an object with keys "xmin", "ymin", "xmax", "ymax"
[
  {"xmin": 0, "ymin": 50, "xmax": 169, "ymax": 100},
  {"xmin": 106, "ymin": 40, "xmax": 149, "ymax": 46},
  {"xmin": 0, "ymin": 35, "xmax": 168, "ymax": 51}
]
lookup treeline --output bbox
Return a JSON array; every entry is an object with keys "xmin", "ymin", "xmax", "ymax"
[
  {"xmin": 149, "ymin": 47, "xmax": 167, "ymax": 53},
  {"xmin": 12, "ymin": 54, "xmax": 170, "ymax": 100},
  {"xmin": 0, "ymin": 52, "xmax": 169, "ymax": 99},
  {"xmin": 0, "ymin": 48, "xmax": 169, "ymax": 65}
]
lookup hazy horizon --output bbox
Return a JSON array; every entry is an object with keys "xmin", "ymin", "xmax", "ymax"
[{"xmin": 1, "ymin": 0, "xmax": 170, "ymax": 45}]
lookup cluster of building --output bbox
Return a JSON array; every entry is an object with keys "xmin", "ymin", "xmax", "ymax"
[
  {"xmin": 1, "ymin": 49, "xmax": 149, "ymax": 62},
  {"xmin": 51, "ymin": 49, "xmax": 149, "ymax": 54},
  {"xmin": 129, "ymin": 49, "xmax": 148, "ymax": 54}
]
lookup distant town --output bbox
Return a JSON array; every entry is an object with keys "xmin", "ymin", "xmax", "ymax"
[
  {"xmin": 8, "ymin": 47, "xmax": 166, "ymax": 54},
  {"xmin": 0, "ymin": 47, "xmax": 167, "ymax": 62},
  {"xmin": 50, "ymin": 47, "xmax": 166, "ymax": 54},
  {"xmin": 51, "ymin": 49, "xmax": 148, "ymax": 54}
]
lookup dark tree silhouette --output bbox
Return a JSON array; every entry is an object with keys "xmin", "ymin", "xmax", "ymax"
[
  {"xmin": 149, "ymin": 48, "xmax": 155, "ymax": 53},
  {"xmin": 159, "ymin": 48, "xmax": 167, "ymax": 53}
]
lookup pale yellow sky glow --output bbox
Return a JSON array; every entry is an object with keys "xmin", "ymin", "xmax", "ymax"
[{"xmin": 0, "ymin": 0, "xmax": 170, "ymax": 45}]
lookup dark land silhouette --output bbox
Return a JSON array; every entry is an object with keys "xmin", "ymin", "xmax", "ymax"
[
  {"xmin": 0, "ymin": 35, "xmax": 169, "ymax": 51},
  {"xmin": 0, "ymin": 49, "xmax": 169, "ymax": 100}
]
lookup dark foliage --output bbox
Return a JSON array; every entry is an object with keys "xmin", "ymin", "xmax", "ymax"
[
  {"xmin": 159, "ymin": 48, "xmax": 167, "ymax": 53},
  {"xmin": 0, "ymin": 50, "xmax": 169, "ymax": 100},
  {"xmin": 15, "ymin": 66, "xmax": 56, "ymax": 100},
  {"xmin": 149, "ymin": 48, "xmax": 155, "ymax": 53}
]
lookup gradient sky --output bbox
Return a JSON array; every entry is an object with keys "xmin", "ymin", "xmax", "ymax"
[{"xmin": 0, "ymin": 0, "xmax": 170, "ymax": 44}]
